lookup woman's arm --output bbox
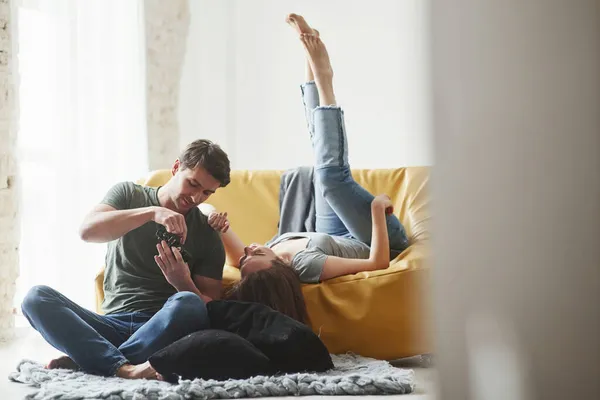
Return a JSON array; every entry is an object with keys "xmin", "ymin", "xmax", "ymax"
[
  {"xmin": 218, "ymin": 228, "xmax": 246, "ymax": 268},
  {"xmin": 320, "ymin": 194, "xmax": 393, "ymax": 281},
  {"xmin": 198, "ymin": 204, "xmax": 245, "ymax": 268},
  {"xmin": 368, "ymin": 194, "xmax": 392, "ymax": 268}
]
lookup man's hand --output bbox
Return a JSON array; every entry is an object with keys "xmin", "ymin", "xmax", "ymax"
[
  {"xmin": 154, "ymin": 240, "xmax": 193, "ymax": 290},
  {"xmin": 152, "ymin": 207, "xmax": 188, "ymax": 244},
  {"xmin": 207, "ymin": 211, "xmax": 230, "ymax": 233}
]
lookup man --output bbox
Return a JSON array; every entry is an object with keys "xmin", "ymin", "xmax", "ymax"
[{"xmin": 21, "ymin": 139, "xmax": 230, "ymax": 379}]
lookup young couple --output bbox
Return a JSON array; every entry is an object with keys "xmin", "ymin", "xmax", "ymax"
[{"xmin": 21, "ymin": 14, "xmax": 409, "ymax": 379}]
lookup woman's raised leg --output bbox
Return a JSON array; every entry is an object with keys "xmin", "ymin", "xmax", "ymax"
[
  {"xmin": 287, "ymin": 14, "xmax": 349, "ymax": 237},
  {"xmin": 300, "ymin": 33, "xmax": 409, "ymax": 252}
]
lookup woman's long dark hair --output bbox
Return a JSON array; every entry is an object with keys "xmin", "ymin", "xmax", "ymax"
[{"xmin": 225, "ymin": 260, "xmax": 310, "ymax": 325}]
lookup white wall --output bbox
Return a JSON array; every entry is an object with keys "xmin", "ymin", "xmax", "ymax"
[{"xmin": 179, "ymin": 0, "xmax": 431, "ymax": 170}]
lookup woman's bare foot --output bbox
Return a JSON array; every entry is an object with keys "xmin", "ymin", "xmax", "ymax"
[
  {"xmin": 286, "ymin": 13, "xmax": 320, "ymax": 82},
  {"xmin": 300, "ymin": 33, "xmax": 336, "ymax": 106},
  {"xmin": 116, "ymin": 361, "xmax": 159, "ymax": 380},
  {"xmin": 286, "ymin": 13, "xmax": 319, "ymax": 36},
  {"xmin": 46, "ymin": 355, "xmax": 79, "ymax": 370}
]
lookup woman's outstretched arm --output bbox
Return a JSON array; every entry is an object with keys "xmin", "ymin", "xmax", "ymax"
[
  {"xmin": 217, "ymin": 227, "xmax": 245, "ymax": 268},
  {"xmin": 319, "ymin": 195, "xmax": 392, "ymax": 281},
  {"xmin": 199, "ymin": 204, "xmax": 245, "ymax": 268}
]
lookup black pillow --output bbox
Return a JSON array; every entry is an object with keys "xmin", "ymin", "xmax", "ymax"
[
  {"xmin": 149, "ymin": 329, "xmax": 273, "ymax": 383},
  {"xmin": 207, "ymin": 300, "xmax": 334, "ymax": 374}
]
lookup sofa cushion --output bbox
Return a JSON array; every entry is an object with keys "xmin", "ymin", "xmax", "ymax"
[
  {"xmin": 207, "ymin": 300, "xmax": 333, "ymax": 373},
  {"xmin": 149, "ymin": 329, "xmax": 272, "ymax": 383}
]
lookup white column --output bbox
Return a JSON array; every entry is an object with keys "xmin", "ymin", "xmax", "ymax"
[
  {"xmin": 0, "ymin": 0, "xmax": 19, "ymax": 342},
  {"xmin": 144, "ymin": 0, "xmax": 190, "ymax": 170},
  {"xmin": 430, "ymin": 0, "xmax": 600, "ymax": 399}
]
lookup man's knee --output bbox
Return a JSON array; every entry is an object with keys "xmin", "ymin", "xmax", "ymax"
[
  {"xmin": 165, "ymin": 292, "xmax": 209, "ymax": 329},
  {"xmin": 21, "ymin": 285, "xmax": 55, "ymax": 317},
  {"xmin": 169, "ymin": 291, "xmax": 204, "ymax": 306}
]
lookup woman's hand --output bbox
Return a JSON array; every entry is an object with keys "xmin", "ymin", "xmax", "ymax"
[
  {"xmin": 208, "ymin": 211, "xmax": 230, "ymax": 233},
  {"xmin": 372, "ymin": 194, "xmax": 394, "ymax": 215}
]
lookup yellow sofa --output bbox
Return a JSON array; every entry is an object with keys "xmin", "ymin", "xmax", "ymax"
[{"xmin": 95, "ymin": 167, "xmax": 432, "ymax": 360}]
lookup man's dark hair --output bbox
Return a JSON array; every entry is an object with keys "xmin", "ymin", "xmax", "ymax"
[{"xmin": 179, "ymin": 139, "xmax": 231, "ymax": 187}]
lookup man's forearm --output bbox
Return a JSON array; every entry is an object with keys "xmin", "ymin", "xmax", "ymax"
[{"xmin": 79, "ymin": 207, "xmax": 157, "ymax": 243}]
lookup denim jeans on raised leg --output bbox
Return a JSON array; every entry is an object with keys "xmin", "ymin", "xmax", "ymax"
[
  {"xmin": 300, "ymin": 81, "xmax": 409, "ymax": 253},
  {"xmin": 21, "ymin": 285, "xmax": 209, "ymax": 376}
]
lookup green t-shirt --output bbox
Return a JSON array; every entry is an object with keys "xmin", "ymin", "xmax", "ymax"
[{"xmin": 100, "ymin": 182, "xmax": 225, "ymax": 315}]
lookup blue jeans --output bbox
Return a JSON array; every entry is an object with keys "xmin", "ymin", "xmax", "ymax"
[
  {"xmin": 21, "ymin": 285, "xmax": 209, "ymax": 376},
  {"xmin": 301, "ymin": 82, "xmax": 409, "ymax": 254}
]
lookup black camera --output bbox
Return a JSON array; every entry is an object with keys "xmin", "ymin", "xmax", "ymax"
[{"xmin": 155, "ymin": 225, "xmax": 192, "ymax": 263}]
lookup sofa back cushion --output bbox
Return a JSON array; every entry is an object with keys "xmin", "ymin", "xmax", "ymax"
[{"xmin": 141, "ymin": 168, "xmax": 430, "ymax": 246}]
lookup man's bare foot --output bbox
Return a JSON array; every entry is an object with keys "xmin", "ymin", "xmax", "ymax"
[
  {"xmin": 300, "ymin": 33, "xmax": 336, "ymax": 105},
  {"xmin": 286, "ymin": 13, "xmax": 319, "ymax": 36},
  {"xmin": 116, "ymin": 361, "xmax": 159, "ymax": 380},
  {"xmin": 46, "ymin": 356, "xmax": 78, "ymax": 370}
]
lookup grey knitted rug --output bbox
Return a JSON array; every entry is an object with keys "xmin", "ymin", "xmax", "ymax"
[{"xmin": 9, "ymin": 354, "xmax": 415, "ymax": 399}]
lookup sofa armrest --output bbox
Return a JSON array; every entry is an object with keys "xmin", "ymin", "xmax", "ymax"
[{"xmin": 94, "ymin": 267, "xmax": 105, "ymax": 315}]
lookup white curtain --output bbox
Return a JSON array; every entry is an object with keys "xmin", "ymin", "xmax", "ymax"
[{"xmin": 15, "ymin": 0, "xmax": 148, "ymax": 312}]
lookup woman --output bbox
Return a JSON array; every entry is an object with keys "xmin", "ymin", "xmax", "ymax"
[{"xmin": 208, "ymin": 14, "xmax": 409, "ymax": 290}]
